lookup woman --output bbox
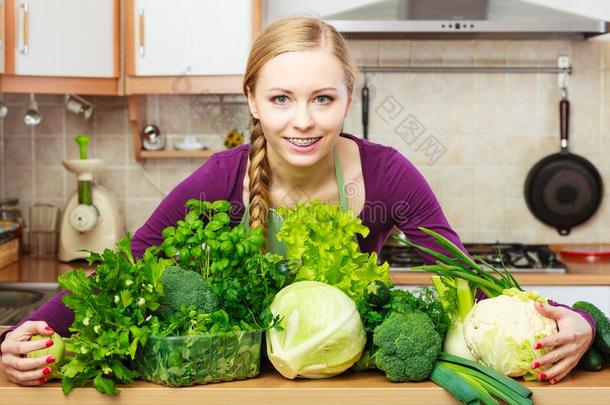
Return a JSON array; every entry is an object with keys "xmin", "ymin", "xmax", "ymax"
[{"xmin": 1, "ymin": 17, "xmax": 594, "ymax": 386}]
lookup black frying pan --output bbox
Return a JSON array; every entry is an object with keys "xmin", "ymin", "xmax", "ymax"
[{"xmin": 524, "ymin": 97, "xmax": 603, "ymax": 235}]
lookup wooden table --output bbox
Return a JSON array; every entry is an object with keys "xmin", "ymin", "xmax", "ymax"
[{"xmin": 0, "ymin": 363, "xmax": 610, "ymax": 404}]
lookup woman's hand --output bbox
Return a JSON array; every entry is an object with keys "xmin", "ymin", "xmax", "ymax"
[
  {"xmin": 1, "ymin": 321, "xmax": 57, "ymax": 386},
  {"xmin": 531, "ymin": 302, "xmax": 594, "ymax": 384}
]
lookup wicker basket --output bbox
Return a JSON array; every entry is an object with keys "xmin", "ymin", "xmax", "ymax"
[{"xmin": 0, "ymin": 239, "xmax": 19, "ymax": 269}]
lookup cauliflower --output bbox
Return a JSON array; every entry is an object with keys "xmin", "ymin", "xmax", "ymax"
[{"xmin": 463, "ymin": 288, "xmax": 558, "ymax": 380}]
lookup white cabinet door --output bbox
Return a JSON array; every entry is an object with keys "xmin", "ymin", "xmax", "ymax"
[
  {"xmin": 13, "ymin": 0, "xmax": 116, "ymax": 77},
  {"xmin": 0, "ymin": 0, "xmax": 6, "ymax": 73},
  {"xmin": 134, "ymin": 0, "xmax": 251, "ymax": 76}
]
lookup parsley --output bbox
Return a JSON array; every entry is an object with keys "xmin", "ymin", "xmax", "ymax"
[{"xmin": 58, "ymin": 234, "xmax": 170, "ymax": 395}]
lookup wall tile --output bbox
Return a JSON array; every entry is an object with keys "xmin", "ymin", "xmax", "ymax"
[
  {"xmin": 125, "ymin": 198, "xmax": 162, "ymax": 235},
  {"xmin": 159, "ymin": 104, "xmax": 190, "ymax": 134},
  {"xmin": 128, "ymin": 167, "xmax": 161, "ymax": 198},
  {"xmin": 34, "ymin": 106, "xmax": 64, "ymax": 136},
  {"xmin": 473, "ymin": 41, "xmax": 506, "ymax": 67},
  {"xmin": 96, "ymin": 136, "xmax": 127, "ymax": 166},
  {"xmin": 95, "ymin": 106, "xmax": 128, "ymax": 136},
  {"xmin": 346, "ymin": 40, "xmax": 379, "ymax": 66},
  {"xmin": 3, "ymin": 137, "xmax": 33, "ymax": 167},
  {"xmin": 4, "ymin": 106, "xmax": 32, "ymax": 136},
  {"xmin": 4, "ymin": 168, "xmax": 33, "ymax": 199},
  {"xmin": 34, "ymin": 136, "xmax": 64, "ymax": 167},
  {"xmin": 35, "ymin": 168, "xmax": 65, "ymax": 199},
  {"xmin": 473, "ymin": 199, "xmax": 505, "ymax": 229},
  {"xmin": 66, "ymin": 110, "xmax": 94, "ymax": 137},
  {"xmin": 97, "ymin": 168, "xmax": 128, "ymax": 199},
  {"xmin": 411, "ymin": 41, "xmax": 443, "ymax": 66},
  {"xmin": 379, "ymin": 40, "xmax": 410, "ymax": 66}
]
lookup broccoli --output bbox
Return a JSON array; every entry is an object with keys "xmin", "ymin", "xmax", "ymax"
[
  {"xmin": 157, "ymin": 266, "xmax": 219, "ymax": 320},
  {"xmin": 372, "ymin": 310, "xmax": 441, "ymax": 382}
]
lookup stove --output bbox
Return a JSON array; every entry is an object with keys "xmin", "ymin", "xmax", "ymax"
[{"xmin": 380, "ymin": 243, "xmax": 566, "ymax": 273}]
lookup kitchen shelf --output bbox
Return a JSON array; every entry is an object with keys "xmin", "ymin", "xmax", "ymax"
[{"xmin": 127, "ymin": 95, "xmax": 231, "ymax": 161}]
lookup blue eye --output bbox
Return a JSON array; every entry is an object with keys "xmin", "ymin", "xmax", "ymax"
[
  {"xmin": 272, "ymin": 95, "xmax": 289, "ymax": 105},
  {"xmin": 315, "ymin": 95, "xmax": 333, "ymax": 104}
]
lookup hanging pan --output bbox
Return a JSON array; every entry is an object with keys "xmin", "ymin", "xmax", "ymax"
[{"xmin": 524, "ymin": 97, "xmax": 603, "ymax": 236}]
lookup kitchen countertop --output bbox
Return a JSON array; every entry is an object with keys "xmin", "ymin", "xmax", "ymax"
[
  {"xmin": 1, "ymin": 253, "xmax": 609, "ymax": 286},
  {"xmin": 0, "ymin": 362, "xmax": 609, "ymax": 404}
]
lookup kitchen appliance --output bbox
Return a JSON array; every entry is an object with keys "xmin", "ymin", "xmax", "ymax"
[
  {"xmin": 380, "ymin": 242, "xmax": 566, "ymax": 273},
  {"xmin": 524, "ymin": 96, "xmax": 603, "ymax": 235},
  {"xmin": 264, "ymin": 0, "xmax": 609, "ymax": 39},
  {"xmin": 58, "ymin": 135, "xmax": 124, "ymax": 262}
]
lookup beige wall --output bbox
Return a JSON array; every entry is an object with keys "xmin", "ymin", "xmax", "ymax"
[{"xmin": 0, "ymin": 39, "xmax": 608, "ymax": 245}]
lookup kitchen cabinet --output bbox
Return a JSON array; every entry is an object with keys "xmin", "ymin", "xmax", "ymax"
[
  {"xmin": 8, "ymin": 0, "xmax": 117, "ymax": 77},
  {"xmin": 1, "ymin": 0, "xmax": 119, "ymax": 94},
  {"xmin": 0, "ymin": 1, "xmax": 5, "ymax": 73},
  {"xmin": 125, "ymin": 0, "xmax": 262, "ymax": 94}
]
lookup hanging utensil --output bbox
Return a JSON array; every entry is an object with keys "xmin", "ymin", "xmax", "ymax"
[
  {"xmin": 524, "ymin": 95, "xmax": 603, "ymax": 235},
  {"xmin": 361, "ymin": 75, "xmax": 369, "ymax": 140}
]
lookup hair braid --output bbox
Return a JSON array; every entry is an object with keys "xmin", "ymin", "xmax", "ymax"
[{"xmin": 247, "ymin": 119, "xmax": 271, "ymax": 237}]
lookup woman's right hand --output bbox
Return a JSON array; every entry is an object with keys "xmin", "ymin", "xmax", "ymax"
[{"xmin": 1, "ymin": 321, "xmax": 56, "ymax": 386}]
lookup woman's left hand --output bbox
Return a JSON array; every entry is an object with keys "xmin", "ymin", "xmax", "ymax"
[{"xmin": 531, "ymin": 302, "xmax": 594, "ymax": 384}]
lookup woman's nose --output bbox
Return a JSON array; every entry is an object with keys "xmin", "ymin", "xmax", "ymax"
[{"xmin": 291, "ymin": 104, "xmax": 314, "ymax": 130}]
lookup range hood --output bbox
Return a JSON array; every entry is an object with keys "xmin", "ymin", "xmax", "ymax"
[{"xmin": 264, "ymin": 0, "xmax": 610, "ymax": 39}]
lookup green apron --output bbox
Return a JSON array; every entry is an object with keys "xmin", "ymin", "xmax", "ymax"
[{"xmin": 240, "ymin": 145, "xmax": 349, "ymax": 256}]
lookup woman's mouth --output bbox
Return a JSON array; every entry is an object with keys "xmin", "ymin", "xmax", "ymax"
[
  {"xmin": 283, "ymin": 137, "xmax": 323, "ymax": 153},
  {"xmin": 284, "ymin": 137, "xmax": 322, "ymax": 147}
]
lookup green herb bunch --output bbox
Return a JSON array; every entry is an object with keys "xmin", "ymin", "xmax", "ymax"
[
  {"xmin": 58, "ymin": 234, "xmax": 170, "ymax": 395},
  {"xmin": 149, "ymin": 199, "xmax": 298, "ymax": 329}
]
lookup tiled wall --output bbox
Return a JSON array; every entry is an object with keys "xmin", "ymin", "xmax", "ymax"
[{"xmin": 0, "ymin": 39, "xmax": 609, "ymax": 246}]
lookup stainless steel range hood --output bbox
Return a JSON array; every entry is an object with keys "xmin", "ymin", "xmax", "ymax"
[{"xmin": 264, "ymin": 0, "xmax": 610, "ymax": 39}]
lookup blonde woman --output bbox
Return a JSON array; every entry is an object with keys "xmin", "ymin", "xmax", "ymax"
[{"xmin": 1, "ymin": 17, "xmax": 594, "ymax": 386}]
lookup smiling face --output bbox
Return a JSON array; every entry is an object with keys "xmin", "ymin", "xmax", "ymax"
[{"xmin": 247, "ymin": 47, "xmax": 352, "ymax": 168}]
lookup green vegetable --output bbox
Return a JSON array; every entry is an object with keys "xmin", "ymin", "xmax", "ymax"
[
  {"xmin": 266, "ymin": 281, "xmax": 366, "ymax": 379},
  {"xmin": 276, "ymin": 201, "xmax": 390, "ymax": 303},
  {"xmin": 364, "ymin": 280, "xmax": 391, "ymax": 308},
  {"xmin": 371, "ymin": 310, "xmax": 441, "ymax": 382},
  {"xmin": 58, "ymin": 234, "xmax": 169, "ymax": 395},
  {"xmin": 578, "ymin": 346, "xmax": 604, "ymax": 372},
  {"xmin": 433, "ymin": 353, "xmax": 533, "ymax": 405},
  {"xmin": 430, "ymin": 361, "xmax": 481, "ymax": 405},
  {"xmin": 398, "ymin": 227, "xmax": 557, "ymax": 380},
  {"xmin": 157, "ymin": 266, "xmax": 219, "ymax": 320},
  {"xmin": 573, "ymin": 301, "xmax": 610, "ymax": 354},
  {"xmin": 355, "ymin": 287, "xmax": 449, "ymax": 372},
  {"xmin": 152, "ymin": 199, "xmax": 297, "ymax": 329},
  {"xmin": 27, "ymin": 333, "xmax": 65, "ymax": 379},
  {"xmin": 136, "ymin": 329, "xmax": 262, "ymax": 387}
]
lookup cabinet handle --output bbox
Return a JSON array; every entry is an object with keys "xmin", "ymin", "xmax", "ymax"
[
  {"xmin": 20, "ymin": 2, "xmax": 29, "ymax": 55},
  {"xmin": 138, "ymin": 8, "xmax": 145, "ymax": 56}
]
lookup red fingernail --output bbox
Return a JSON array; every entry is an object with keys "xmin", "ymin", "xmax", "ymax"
[
  {"xmin": 534, "ymin": 342, "xmax": 542, "ymax": 349},
  {"xmin": 44, "ymin": 326, "xmax": 53, "ymax": 332},
  {"xmin": 46, "ymin": 356, "xmax": 55, "ymax": 364},
  {"xmin": 539, "ymin": 373, "xmax": 547, "ymax": 380},
  {"xmin": 532, "ymin": 362, "xmax": 540, "ymax": 369},
  {"xmin": 45, "ymin": 340, "xmax": 54, "ymax": 348},
  {"xmin": 550, "ymin": 378, "xmax": 557, "ymax": 385},
  {"xmin": 42, "ymin": 367, "xmax": 52, "ymax": 375},
  {"xmin": 39, "ymin": 377, "xmax": 47, "ymax": 384}
]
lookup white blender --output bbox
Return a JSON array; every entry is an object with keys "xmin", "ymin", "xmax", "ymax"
[{"xmin": 58, "ymin": 135, "xmax": 125, "ymax": 262}]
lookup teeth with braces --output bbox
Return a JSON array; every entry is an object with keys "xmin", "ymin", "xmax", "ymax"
[{"xmin": 286, "ymin": 138, "xmax": 321, "ymax": 147}]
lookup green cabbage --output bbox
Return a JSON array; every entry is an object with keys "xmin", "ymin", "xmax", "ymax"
[{"xmin": 266, "ymin": 281, "xmax": 366, "ymax": 379}]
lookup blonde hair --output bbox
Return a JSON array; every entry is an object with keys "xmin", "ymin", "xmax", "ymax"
[{"xmin": 242, "ymin": 16, "xmax": 359, "ymax": 237}]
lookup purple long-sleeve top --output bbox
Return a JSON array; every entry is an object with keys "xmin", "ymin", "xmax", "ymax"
[{"xmin": 0, "ymin": 132, "xmax": 594, "ymax": 353}]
